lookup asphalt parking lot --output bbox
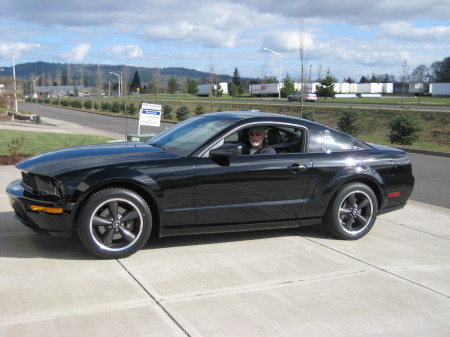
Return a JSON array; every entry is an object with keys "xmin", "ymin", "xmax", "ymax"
[{"xmin": 1, "ymin": 118, "xmax": 449, "ymax": 336}]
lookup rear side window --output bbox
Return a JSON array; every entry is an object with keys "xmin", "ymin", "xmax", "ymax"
[{"xmin": 320, "ymin": 130, "xmax": 355, "ymax": 152}]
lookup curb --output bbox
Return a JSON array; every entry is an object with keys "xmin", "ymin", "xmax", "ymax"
[{"xmin": 399, "ymin": 147, "xmax": 450, "ymax": 158}]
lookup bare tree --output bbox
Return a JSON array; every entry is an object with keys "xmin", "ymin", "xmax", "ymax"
[
  {"xmin": 317, "ymin": 64, "xmax": 323, "ymax": 82},
  {"xmin": 79, "ymin": 64, "xmax": 85, "ymax": 88},
  {"xmin": 411, "ymin": 65, "xmax": 429, "ymax": 103},
  {"xmin": 121, "ymin": 66, "xmax": 130, "ymax": 95},
  {"xmin": 55, "ymin": 68, "xmax": 62, "ymax": 96},
  {"xmin": 209, "ymin": 54, "xmax": 216, "ymax": 112},
  {"xmin": 297, "ymin": 3, "xmax": 308, "ymax": 117},
  {"xmin": 400, "ymin": 58, "xmax": 410, "ymax": 105},
  {"xmin": 95, "ymin": 64, "xmax": 103, "ymax": 96},
  {"xmin": 153, "ymin": 66, "xmax": 161, "ymax": 104},
  {"xmin": 0, "ymin": 76, "xmax": 15, "ymax": 112}
]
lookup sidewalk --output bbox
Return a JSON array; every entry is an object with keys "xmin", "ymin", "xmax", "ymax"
[{"xmin": 0, "ymin": 116, "xmax": 123, "ymax": 140}]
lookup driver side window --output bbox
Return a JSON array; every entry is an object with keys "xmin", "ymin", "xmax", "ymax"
[{"xmin": 221, "ymin": 125, "xmax": 305, "ymax": 155}]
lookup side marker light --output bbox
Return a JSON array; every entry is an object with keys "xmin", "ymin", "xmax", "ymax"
[{"xmin": 30, "ymin": 205, "xmax": 64, "ymax": 214}]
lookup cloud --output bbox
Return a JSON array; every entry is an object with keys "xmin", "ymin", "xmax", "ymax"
[
  {"xmin": 0, "ymin": 42, "xmax": 41, "ymax": 58},
  {"xmin": 61, "ymin": 44, "xmax": 91, "ymax": 62},
  {"xmin": 101, "ymin": 45, "xmax": 144, "ymax": 60},
  {"xmin": 378, "ymin": 21, "xmax": 450, "ymax": 42}
]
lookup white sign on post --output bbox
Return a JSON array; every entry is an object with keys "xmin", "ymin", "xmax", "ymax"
[{"xmin": 138, "ymin": 103, "xmax": 161, "ymax": 134}]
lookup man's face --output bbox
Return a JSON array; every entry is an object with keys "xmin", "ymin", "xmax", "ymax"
[{"xmin": 249, "ymin": 129, "xmax": 264, "ymax": 148}]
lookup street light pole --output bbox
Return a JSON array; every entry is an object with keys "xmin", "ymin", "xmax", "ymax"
[
  {"xmin": 11, "ymin": 44, "xmax": 40, "ymax": 115},
  {"xmin": 109, "ymin": 72, "xmax": 121, "ymax": 98},
  {"xmin": 12, "ymin": 52, "xmax": 18, "ymax": 115},
  {"xmin": 262, "ymin": 48, "xmax": 281, "ymax": 99}
]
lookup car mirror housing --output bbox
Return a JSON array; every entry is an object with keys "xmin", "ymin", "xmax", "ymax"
[{"xmin": 210, "ymin": 144, "xmax": 243, "ymax": 157}]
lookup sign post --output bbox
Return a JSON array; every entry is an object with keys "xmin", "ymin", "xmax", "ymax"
[{"xmin": 138, "ymin": 103, "xmax": 161, "ymax": 134}]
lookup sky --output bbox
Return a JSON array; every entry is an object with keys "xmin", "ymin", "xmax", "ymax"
[{"xmin": 1, "ymin": 0, "xmax": 450, "ymax": 82}]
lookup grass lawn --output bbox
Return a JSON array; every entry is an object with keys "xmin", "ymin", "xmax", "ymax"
[{"xmin": 0, "ymin": 130, "xmax": 113, "ymax": 156}]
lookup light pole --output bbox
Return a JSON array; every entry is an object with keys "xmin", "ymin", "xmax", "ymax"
[
  {"xmin": 309, "ymin": 65, "xmax": 312, "ymax": 91},
  {"xmin": 262, "ymin": 48, "xmax": 281, "ymax": 99},
  {"xmin": 12, "ymin": 44, "xmax": 40, "ymax": 115},
  {"xmin": 109, "ymin": 72, "xmax": 121, "ymax": 97},
  {"xmin": 12, "ymin": 52, "xmax": 18, "ymax": 115}
]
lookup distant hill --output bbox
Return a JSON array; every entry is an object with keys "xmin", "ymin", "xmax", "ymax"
[{"xmin": 1, "ymin": 61, "xmax": 235, "ymax": 87}]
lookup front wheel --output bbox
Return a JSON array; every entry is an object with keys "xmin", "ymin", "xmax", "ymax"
[
  {"xmin": 323, "ymin": 183, "xmax": 378, "ymax": 240},
  {"xmin": 78, "ymin": 188, "xmax": 152, "ymax": 259}
]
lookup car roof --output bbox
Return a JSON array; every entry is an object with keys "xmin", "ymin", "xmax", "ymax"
[{"xmin": 201, "ymin": 111, "xmax": 320, "ymax": 129}]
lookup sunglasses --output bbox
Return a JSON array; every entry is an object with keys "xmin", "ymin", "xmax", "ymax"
[{"xmin": 249, "ymin": 131, "xmax": 262, "ymax": 136}]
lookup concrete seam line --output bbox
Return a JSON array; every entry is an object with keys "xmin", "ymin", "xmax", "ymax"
[
  {"xmin": 292, "ymin": 231, "xmax": 450, "ymax": 300},
  {"xmin": 116, "ymin": 259, "xmax": 192, "ymax": 337}
]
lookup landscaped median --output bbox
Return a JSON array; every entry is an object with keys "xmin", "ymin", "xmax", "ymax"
[{"xmin": 24, "ymin": 97, "xmax": 450, "ymax": 154}]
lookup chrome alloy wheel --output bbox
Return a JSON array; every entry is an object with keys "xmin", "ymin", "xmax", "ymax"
[
  {"xmin": 338, "ymin": 190, "xmax": 374, "ymax": 235},
  {"xmin": 89, "ymin": 198, "xmax": 144, "ymax": 252}
]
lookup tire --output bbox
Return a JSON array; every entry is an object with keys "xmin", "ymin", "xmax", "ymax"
[
  {"xmin": 77, "ymin": 188, "xmax": 152, "ymax": 259},
  {"xmin": 288, "ymin": 97, "xmax": 292, "ymax": 102},
  {"xmin": 323, "ymin": 183, "xmax": 378, "ymax": 240}
]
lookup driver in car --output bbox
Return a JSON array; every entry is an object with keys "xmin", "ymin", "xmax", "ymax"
[{"xmin": 245, "ymin": 127, "xmax": 276, "ymax": 155}]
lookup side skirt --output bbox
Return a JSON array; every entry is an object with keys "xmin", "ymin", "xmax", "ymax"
[{"xmin": 159, "ymin": 218, "xmax": 322, "ymax": 238}]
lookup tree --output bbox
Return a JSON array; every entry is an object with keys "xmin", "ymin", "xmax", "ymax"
[
  {"xmin": 400, "ymin": 58, "xmax": 410, "ymax": 104},
  {"xmin": 337, "ymin": 108, "xmax": 361, "ymax": 136},
  {"xmin": 121, "ymin": 66, "xmax": 130, "ymax": 95},
  {"xmin": 130, "ymin": 70, "xmax": 141, "ymax": 93},
  {"xmin": 434, "ymin": 57, "xmax": 450, "ymax": 82},
  {"xmin": 176, "ymin": 106, "xmax": 190, "ymax": 121},
  {"xmin": 186, "ymin": 79, "xmax": 199, "ymax": 95},
  {"xmin": 167, "ymin": 76, "xmax": 178, "ymax": 94},
  {"xmin": 429, "ymin": 61, "xmax": 441, "ymax": 82},
  {"xmin": 162, "ymin": 104, "xmax": 173, "ymax": 120},
  {"xmin": 0, "ymin": 76, "xmax": 14, "ymax": 112},
  {"xmin": 388, "ymin": 111, "xmax": 422, "ymax": 145},
  {"xmin": 152, "ymin": 66, "xmax": 161, "ymax": 103},
  {"xmin": 280, "ymin": 73, "xmax": 296, "ymax": 97},
  {"xmin": 411, "ymin": 65, "xmax": 429, "ymax": 102},
  {"xmin": 232, "ymin": 67, "xmax": 242, "ymax": 88},
  {"xmin": 316, "ymin": 71, "xmax": 337, "ymax": 99},
  {"xmin": 231, "ymin": 68, "xmax": 244, "ymax": 95},
  {"xmin": 359, "ymin": 76, "xmax": 370, "ymax": 83},
  {"xmin": 229, "ymin": 83, "xmax": 239, "ymax": 97},
  {"xmin": 344, "ymin": 77, "xmax": 355, "ymax": 83}
]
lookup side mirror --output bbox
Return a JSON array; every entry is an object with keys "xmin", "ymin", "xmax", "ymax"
[{"xmin": 210, "ymin": 144, "xmax": 243, "ymax": 157}]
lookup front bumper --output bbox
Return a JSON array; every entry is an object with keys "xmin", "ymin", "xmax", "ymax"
[{"xmin": 7, "ymin": 180, "xmax": 75, "ymax": 237}]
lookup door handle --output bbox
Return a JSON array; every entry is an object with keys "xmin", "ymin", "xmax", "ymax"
[{"xmin": 288, "ymin": 163, "xmax": 307, "ymax": 173}]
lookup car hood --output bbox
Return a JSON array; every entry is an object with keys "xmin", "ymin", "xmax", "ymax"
[{"xmin": 16, "ymin": 142, "xmax": 174, "ymax": 176}]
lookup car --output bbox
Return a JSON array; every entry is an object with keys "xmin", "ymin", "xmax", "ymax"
[
  {"xmin": 287, "ymin": 93, "xmax": 318, "ymax": 102},
  {"xmin": 7, "ymin": 111, "xmax": 414, "ymax": 259}
]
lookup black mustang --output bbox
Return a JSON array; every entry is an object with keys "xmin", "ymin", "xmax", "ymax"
[{"xmin": 7, "ymin": 111, "xmax": 415, "ymax": 258}]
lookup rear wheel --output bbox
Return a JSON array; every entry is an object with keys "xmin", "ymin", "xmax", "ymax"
[
  {"xmin": 323, "ymin": 183, "xmax": 377, "ymax": 240},
  {"xmin": 78, "ymin": 188, "xmax": 152, "ymax": 259}
]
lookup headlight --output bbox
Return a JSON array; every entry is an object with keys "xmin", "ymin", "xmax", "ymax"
[{"xmin": 34, "ymin": 175, "xmax": 63, "ymax": 198}]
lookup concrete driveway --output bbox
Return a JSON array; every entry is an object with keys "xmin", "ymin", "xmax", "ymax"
[{"xmin": 1, "ymin": 164, "xmax": 449, "ymax": 337}]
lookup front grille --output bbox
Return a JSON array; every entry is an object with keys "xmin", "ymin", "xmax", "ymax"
[{"xmin": 22, "ymin": 171, "xmax": 37, "ymax": 190}]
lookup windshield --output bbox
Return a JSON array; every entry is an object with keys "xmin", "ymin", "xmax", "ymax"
[{"xmin": 147, "ymin": 115, "xmax": 235, "ymax": 156}]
